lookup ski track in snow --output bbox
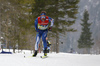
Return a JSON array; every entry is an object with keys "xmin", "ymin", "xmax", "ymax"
[{"xmin": 0, "ymin": 51, "xmax": 100, "ymax": 66}]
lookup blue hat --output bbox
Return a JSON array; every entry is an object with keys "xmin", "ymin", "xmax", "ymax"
[{"xmin": 41, "ymin": 13, "xmax": 46, "ymax": 15}]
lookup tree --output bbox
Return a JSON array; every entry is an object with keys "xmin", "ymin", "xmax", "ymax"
[
  {"xmin": 78, "ymin": 9, "xmax": 94, "ymax": 54},
  {"xmin": 0, "ymin": 0, "xmax": 35, "ymax": 53}
]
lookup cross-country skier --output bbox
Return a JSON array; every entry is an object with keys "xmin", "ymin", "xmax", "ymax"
[{"xmin": 33, "ymin": 11, "xmax": 54, "ymax": 57}]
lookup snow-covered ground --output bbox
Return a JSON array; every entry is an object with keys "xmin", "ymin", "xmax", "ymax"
[{"xmin": 0, "ymin": 50, "xmax": 100, "ymax": 66}]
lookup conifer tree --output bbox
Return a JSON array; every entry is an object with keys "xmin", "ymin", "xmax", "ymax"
[
  {"xmin": 78, "ymin": 9, "xmax": 94, "ymax": 54},
  {"xmin": 0, "ymin": 0, "xmax": 35, "ymax": 52}
]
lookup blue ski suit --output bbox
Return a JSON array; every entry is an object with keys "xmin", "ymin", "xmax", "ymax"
[{"xmin": 34, "ymin": 16, "xmax": 54, "ymax": 50}]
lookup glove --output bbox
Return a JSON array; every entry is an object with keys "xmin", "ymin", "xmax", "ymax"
[
  {"xmin": 36, "ymin": 30, "xmax": 40, "ymax": 32},
  {"xmin": 36, "ymin": 29, "xmax": 40, "ymax": 32},
  {"xmin": 48, "ymin": 27, "xmax": 52, "ymax": 31}
]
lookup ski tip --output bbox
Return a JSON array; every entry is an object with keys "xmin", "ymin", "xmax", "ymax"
[{"xmin": 40, "ymin": 56, "xmax": 48, "ymax": 59}]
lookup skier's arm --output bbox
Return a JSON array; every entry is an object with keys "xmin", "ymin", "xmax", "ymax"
[
  {"xmin": 48, "ymin": 17, "xmax": 54, "ymax": 31},
  {"xmin": 48, "ymin": 17, "xmax": 54, "ymax": 27},
  {"xmin": 34, "ymin": 18, "xmax": 39, "ymax": 32}
]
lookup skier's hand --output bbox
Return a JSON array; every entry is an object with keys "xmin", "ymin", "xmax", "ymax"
[
  {"xmin": 48, "ymin": 27, "xmax": 52, "ymax": 31},
  {"xmin": 36, "ymin": 29, "xmax": 40, "ymax": 32},
  {"xmin": 37, "ymin": 30, "xmax": 40, "ymax": 32}
]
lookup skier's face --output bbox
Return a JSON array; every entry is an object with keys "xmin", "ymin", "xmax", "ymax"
[{"xmin": 41, "ymin": 15, "xmax": 46, "ymax": 21}]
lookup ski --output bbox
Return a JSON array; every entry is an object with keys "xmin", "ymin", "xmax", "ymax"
[
  {"xmin": 40, "ymin": 56, "xmax": 48, "ymax": 59},
  {"xmin": 24, "ymin": 55, "xmax": 48, "ymax": 59},
  {"xmin": 24, "ymin": 56, "xmax": 35, "ymax": 58}
]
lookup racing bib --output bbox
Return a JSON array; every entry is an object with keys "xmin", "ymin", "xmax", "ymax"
[{"xmin": 38, "ymin": 16, "xmax": 49, "ymax": 30}]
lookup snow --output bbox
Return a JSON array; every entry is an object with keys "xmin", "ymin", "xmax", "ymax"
[{"xmin": 0, "ymin": 50, "xmax": 100, "ymax": 66}]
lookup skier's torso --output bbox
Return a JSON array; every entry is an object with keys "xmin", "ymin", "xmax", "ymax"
[{"xmin": 38, "ymin": 16, "xmax": 49, "ymax": 30}]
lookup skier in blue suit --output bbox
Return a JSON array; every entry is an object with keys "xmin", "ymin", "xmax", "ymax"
[{"xmin": 33, "ymin": 11, "xmax": 54, "ymax": 57}]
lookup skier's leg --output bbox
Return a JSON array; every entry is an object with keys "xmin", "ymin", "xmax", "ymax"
[
  {"xmin": 33, "ymin": 33, "xmax": 41, "ymax": 57},
  {"xmin": 35, "ymin": 33, "xmax": 41, "ymax": 50},
  {"xmin": 42, "ymin": 31, "xmax": 48, "ymax": 56}
]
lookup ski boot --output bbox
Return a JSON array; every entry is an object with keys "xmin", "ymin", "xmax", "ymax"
[
  {"xmin": 41, "ymin": 52, "xmax": 48, "ymax": 58},
  {"xmin": 32, "ymin": 50, "xmax": 37, "ymax": 57},
  {"xmin": 42, "ymin": 49, "xmax": 48, "ymax": 58}
]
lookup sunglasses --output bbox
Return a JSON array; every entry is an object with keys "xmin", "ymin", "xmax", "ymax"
[{"xmin": 41, "ymin": 16, "xmax": 46, "ymax": 19}]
